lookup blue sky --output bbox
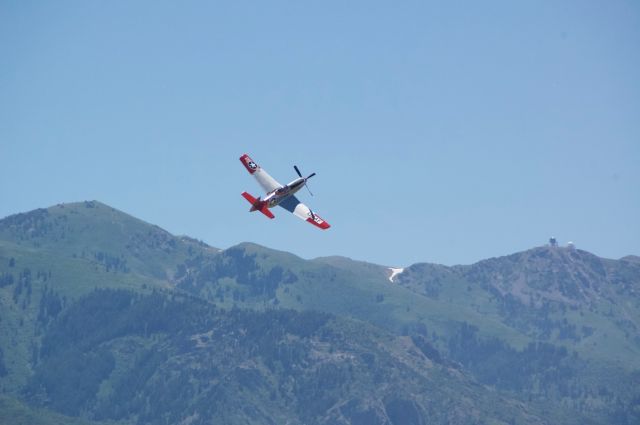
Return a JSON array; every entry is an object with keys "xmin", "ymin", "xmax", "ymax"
[{"xmin": 1, "ymin": 1, "xmax": 639, "ymax": 266}]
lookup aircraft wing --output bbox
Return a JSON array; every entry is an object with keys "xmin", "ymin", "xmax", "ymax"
[
  {"xmin": 279, "ymin": 195, "xmax": 330, "ymax": 230},
  {"xmin": 239, "ymin": 154, "xmax": 282, "ymax": 193}
]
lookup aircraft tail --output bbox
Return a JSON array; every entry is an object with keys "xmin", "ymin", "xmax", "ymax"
[{"xmin": 241, "ymin": 192, "xmax": 274, "ymax": 219}]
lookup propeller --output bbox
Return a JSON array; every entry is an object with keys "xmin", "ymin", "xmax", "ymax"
[{"xmin": 294, "ymin": 165, "xmax": 315, "ymax": 196}]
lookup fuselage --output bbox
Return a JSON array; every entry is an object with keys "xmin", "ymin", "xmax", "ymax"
[{"xmin": 263, "ymin": 177, "xmax": 306, "ymax": 208}]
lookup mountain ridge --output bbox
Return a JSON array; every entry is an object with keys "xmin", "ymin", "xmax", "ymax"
[
  {"xmin": 2, "ymin": 200, "xmax": 636, "ymax": 271},
  {"xmin": 1, "ymin": 201, "xmax": 639, "ymax": 424}
]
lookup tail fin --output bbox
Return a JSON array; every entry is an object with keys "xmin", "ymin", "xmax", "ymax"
[{"xmin": 241, "ymin": 192, "xmax": 274, "ymax": 219}]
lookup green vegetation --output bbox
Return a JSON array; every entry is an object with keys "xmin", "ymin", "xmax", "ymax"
[
  {"xmin": 24, "ymin": 288, "xmax": 549, "ymax": 425},
  {"xmin": 1, "ymin": 201, "xmax": 639, "ymax": 424},
  {"xmin": 0, "ymin": 394, "xmax": 99, "ymax": 425}
]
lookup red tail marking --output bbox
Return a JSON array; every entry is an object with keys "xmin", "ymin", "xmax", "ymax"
[
  {"xmin": 259, "ymin": 205, "xmax": 275, "ymax": 219},
  {"xmin": 241, "ymin": 191, "xmax": 258, "ymax": 205},
  {"xmin": 241, "ymin": 192, "xmax": 274, "ymax": 219}
]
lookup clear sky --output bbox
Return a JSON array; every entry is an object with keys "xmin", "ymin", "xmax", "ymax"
[{"xmin": 1, "ymin": 1, "xmax": 639, "ymax": 267}]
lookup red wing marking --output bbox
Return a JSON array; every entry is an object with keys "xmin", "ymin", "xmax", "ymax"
[
  {"xmin": 240, "ymin": 154, "xmax": 259, "ymax": 174},
  {"xmin": 306, "ymin": 215, "xmax": 330, "ymax": 229}
]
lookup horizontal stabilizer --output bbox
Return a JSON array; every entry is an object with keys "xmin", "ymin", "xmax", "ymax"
[
  {"xmin": 241, "ymin": 191, "xmax": 258, "ymax": 205},
  {"xmin": 259, "ymin": 206, "xmax": 275, "ymax": 219},
  {"xmin": 241, "ymin": 192, "xmax": 274, "ymax": 219}
]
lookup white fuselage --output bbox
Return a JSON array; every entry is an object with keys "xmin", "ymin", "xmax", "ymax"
[{"xmin": 263, "ymin": 177, "xmax": 306, "ymax": 208}]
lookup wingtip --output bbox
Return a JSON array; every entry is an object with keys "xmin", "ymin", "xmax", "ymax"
[
  {"xmin": 240, "ymin": 154, "xmax": 259, "ymax": 174},
  {"xmin": 307, "ymin": 218, "xmax": 331, "ymax": 230}
]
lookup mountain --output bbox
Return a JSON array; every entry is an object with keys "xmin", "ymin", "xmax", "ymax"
[
  {"xmin": 1, "ymin": 201, "xmax": 638, "ymax": 424},
  {"xmin": 0, "ymin": 201, "xmax": 220, "ymax": 395},
  {"xmin": 0, "ymin": 394, "xmax": 98, "ymax": 425},
  {"xmin": 395, "ymin": 248, "xmax": 640, "ymax": 423}
]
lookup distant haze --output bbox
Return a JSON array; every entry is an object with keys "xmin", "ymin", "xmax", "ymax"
[{"xmin": 1, "ymin": 1, "xmax": 638, "ymax": 266}]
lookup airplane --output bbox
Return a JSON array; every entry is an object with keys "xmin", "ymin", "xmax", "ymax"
[{"xmin": 239, "ymin": 153, "xmax": 330, "ymax": 230}]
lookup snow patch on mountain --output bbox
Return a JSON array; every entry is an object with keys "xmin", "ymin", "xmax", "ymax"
[{"xmin": 388, "ymin": 267, "xmax": 404, "ymax": 283}]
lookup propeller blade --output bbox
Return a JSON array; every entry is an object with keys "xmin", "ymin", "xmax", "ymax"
[{"xmin": 295, "ymin": 165, "xmax": 315, "ymax": 196}]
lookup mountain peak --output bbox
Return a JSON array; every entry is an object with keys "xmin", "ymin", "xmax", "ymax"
[
  {"xmin": 621, "ymin": 254, "xmax": 640, "ymax": 264},
  {"xmin": 0, "ymin": 200, "xmax": 221, "ymax": 283},
  {"xmin": 0, "ymin": 200, "xmax": 169, "ymax": 250}
]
